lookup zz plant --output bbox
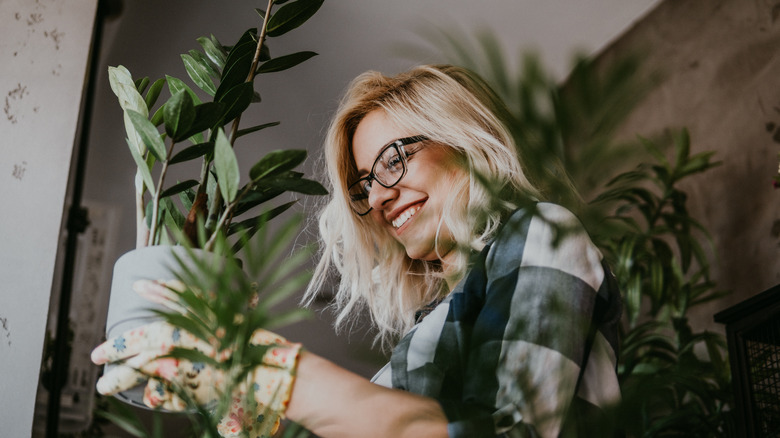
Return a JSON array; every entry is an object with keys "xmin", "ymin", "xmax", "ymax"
[
  {"xmin": 97, "ymin": 1, "xmax": 326, "ymax": 437},
  {"xmin": 108, "ymin": 0, "xmax": 326, "ymax": 255}
]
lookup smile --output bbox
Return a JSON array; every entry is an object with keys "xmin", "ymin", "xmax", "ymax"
[{"xmin": 392, "ymin": 204, "xmax": 422, "ymax": 229}]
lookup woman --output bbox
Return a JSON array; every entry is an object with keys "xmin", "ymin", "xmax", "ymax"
[{"xmin": 92, "ymin": 65, "xmax": 622, "ymax": 437}]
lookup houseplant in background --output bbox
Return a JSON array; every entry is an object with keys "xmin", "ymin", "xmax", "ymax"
[
  {"xmin": 99, "ymin": 0, "xmax": 325, "ymax": 436},
  {"xmin": 404, "ymin": 28, "xmax": 735, "ymax": 436}
]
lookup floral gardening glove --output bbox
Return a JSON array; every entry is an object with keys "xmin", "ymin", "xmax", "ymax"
[{"xmin": 91, "ymin": 279, "xmax": 301, "ymax": 437}]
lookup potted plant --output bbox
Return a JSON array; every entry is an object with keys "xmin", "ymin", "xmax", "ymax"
[{"xmin": 101, "ymin": 0, "xmax": 326, "ymax": 422}]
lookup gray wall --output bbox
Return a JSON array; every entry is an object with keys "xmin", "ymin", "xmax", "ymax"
[{"xmin": 590, "ymin": 0, "xmax": 780, "ymax": 330}]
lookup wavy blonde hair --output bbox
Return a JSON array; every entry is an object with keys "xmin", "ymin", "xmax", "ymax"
[{"xmin": 303, "ymin": 65, "xmax": 541, "ymax": 348}]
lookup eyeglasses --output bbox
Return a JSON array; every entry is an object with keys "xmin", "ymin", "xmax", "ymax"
[{"xmin": 347, "ymin": 135, "xmax": 428, "ymax": 216}]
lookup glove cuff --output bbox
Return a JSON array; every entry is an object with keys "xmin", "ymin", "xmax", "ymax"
[{"xmin": 251, "ymin": 342, "xmax": 302, "ymax": 415}]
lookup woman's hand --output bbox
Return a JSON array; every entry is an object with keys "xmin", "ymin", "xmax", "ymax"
[{"xmin": 91, "ymin": 279, "xmax": 301, "ymax": 437}]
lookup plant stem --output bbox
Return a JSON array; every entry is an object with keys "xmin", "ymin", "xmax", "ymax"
[
  {"xmin": 204, "ymin": 174, "xmax": 262, "ymax": 251},
  {"xmin": 147, "ymin": 140, "xmax": 177, "ymax": 246},
  {"xmin": 135, "ymin": 173, "xmax": 149, "ymax": 248},
  {"xmin": 205, "ymin": 0, "xmax": 275, "ymax": 250}
]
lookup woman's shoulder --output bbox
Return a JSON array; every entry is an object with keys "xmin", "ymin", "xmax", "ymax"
[{"xmin": 486, "ymin": 203, "xmax": 604, "ymax": 289}]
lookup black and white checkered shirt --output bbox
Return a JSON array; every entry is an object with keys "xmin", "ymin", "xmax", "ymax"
[{"xmin": 372, "ymin": 203, "xmax": 623, "ymax": 437}]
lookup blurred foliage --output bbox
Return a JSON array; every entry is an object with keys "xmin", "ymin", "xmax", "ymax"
[
  {"xmin": 97, "ymin": 214, "xmax": 314, "ymax": 438},
  {"xmin": 403, "ymin": 28, "xmax": 735, "ymax": 436}
]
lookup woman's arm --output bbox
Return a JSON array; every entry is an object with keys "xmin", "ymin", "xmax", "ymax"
[{"xmin": 285, "ymin": 350, "xmax": 449, "ymax": 438}]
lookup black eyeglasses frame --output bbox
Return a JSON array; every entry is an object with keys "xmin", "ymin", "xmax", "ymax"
[{"xmin": 347, "ymin": 135, "xmax": 428, "ymax": 216}]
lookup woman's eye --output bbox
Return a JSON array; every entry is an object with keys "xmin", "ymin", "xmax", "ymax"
[
  {"xmin": 386, "ymin": 154, "xmax": 402, "ymax": 170},
  {"xmin": 361, "ymin": 179, "xmax": 373, "ymax": 193}
]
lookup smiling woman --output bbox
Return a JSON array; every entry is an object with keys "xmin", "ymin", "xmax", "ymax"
[{"xmin": 295, "ymin": 65, "xmax": 624, "ymax": 437}]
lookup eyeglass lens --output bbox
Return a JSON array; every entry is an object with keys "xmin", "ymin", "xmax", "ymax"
[{"xmin": 348, "ymin": 143, "xmax": 405, "ymax": 215}]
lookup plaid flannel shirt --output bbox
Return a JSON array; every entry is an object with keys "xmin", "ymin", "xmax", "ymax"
[{"xmin": 372, "ymin": 203, "xmax": 622, "ymax": 437}]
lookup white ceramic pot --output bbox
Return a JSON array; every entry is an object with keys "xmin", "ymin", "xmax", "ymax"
[{"xmin": 104, "ymin": 245, "xmax": 213, "ymax": 410}]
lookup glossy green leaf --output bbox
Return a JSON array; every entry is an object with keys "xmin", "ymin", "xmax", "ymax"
[
  {"xmin": 214, "ymin": 29, "xmax": 256, "ymax": 99},
  {"xmin": 265, "ymin": 176, "xmax": 327, "ymax": 195},
  {"xmin": 126, "ymin": 138, "xmax": 155, "ymax": 193},
  {"xmin": 181, "ymin": 53, "xmax": 217, "ymax": 96},
  {"xmin": 165, "ymin": 75, "xmax": 202, "ymax": 105},
  {"xmin": 266, "ymin": 0, "xmax": 324, "ymax": 37},
  {"xmin": 214, "ymin": 128, "xmax": 239, "ymax": 203},
  {"xmin": 164, "ymin": 90, "xmax": 196, "ymax": 142},
  {"xmin": 160, "ymin": 179, "xmax": 199, "ymax": 199},
  {"xmin": 150, "ymin": 104, "xmax": 165, "ymax": 126},
  {"xmin": 214, "ymin": 47, "xmax": 254, "ymax": 102},
  {"xmin": 197, "ymin": 35, "xmax": 227, "ymax": 71},
  {"xmin": 169, "ymin": 141, "xmax": 214, "ymax": 164},
  {"xmin": 144, "ymin": 78, "xmax": 166, "ymax": 111},
  {"xmin": 179, "ymin": 102, "xmax": 225, "ymax": 140},
  {"xmin": 216, "ymin": 82, "xmax": 254, "ymax": 125},
  {"xmin": 236, "ymin": 121, "xmax": 280, "ymax": 139},
  {"xmin": 179, "ymin": 188, "xmax": 195, "ymax": 212},
  {"xmin": 161, "ymin": 199, "xmax": 184, "ymax": 236},
  {"xmin": 188, "ymin": 49, "xmax": 220, "ymax": 78},
  {"xmin": 108, "ymin": 66, "xmax": 148, "ymax": 115},
  {"xmin": 233, "ymin": 187, "xmax": 285, "ymax": 217},
  {"xmin": 127, "ymin": 109, "xmax": 167, "ymax": 161},
  {"xmin": 134, "ymin": 76, "xmax": 150, "ymax": 95},
  {"xmin": 250, "ymin": 149, "xmax": 307, "ymax": 180},
  {"xmin": 257, "ymin": 51, "xmax": 317, "ymax": 74}
]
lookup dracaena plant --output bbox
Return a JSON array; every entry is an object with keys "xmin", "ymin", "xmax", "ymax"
[
  {"xmin": 108, "ymin": 0, "xmax": 326, "ymax": 256},
  {"xmin": 405, "ymin": 28, "xmax": 735, "ymax": 436}
]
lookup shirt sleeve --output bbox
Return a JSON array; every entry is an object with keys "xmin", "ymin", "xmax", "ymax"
[{"xmin": 441, "ymin": 203, "xmax": 611, "ymax": 438}]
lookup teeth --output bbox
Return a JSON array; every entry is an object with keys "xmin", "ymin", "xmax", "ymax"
[{"xmin": 392, "ymin": 205, "xmax": 420, "ymax": 228}]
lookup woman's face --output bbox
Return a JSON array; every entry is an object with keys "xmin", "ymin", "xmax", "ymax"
[{"xmin": 351, "ymin": 109, "xmax": 464, "ymax": 266}]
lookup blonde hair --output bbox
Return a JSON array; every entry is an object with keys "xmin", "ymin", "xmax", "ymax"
[{"xmin": 303, "ymin": 65, "xmax": 541, "ymax": 348}]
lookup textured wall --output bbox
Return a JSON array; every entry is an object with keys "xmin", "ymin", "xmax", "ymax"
[{"xmin": 589, "ymin": 0, "xmax": 780, "ymax": 329}]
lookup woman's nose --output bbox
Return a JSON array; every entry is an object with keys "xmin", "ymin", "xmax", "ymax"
[{"xmin": 368, "ymin": 183, "xmax": 397, "ymax": 211}]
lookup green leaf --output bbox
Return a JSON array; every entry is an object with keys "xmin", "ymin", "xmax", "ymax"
[
  {"xmin": 150, "ymin": 104, "xmax": 165, "ymax": 126},
  {"xmin": 214, "ymin": 128, "xmax": 240, "ymax": 203},
  {"xmin": 188, "ymin": 49, "xmax": 220, "ymax": 78},
  {"xmin": 233, "ymin": 187, "xmax": 285, "ymax": 217},
  {"xmin": 250, "ymin": 149, "xmax": 307, "ymax": 180},
  {"xmin": 144, "ymin": 77, "xmax": 166, "ymax": 111},
  {"xmin": 197, "ymin": 35, "xmax": 227, "ymax": 71},
  {"xmin": 164, "ymin": 347, "xmax": 220, "ymax": 368},
  {"xmin": 265, "ymin": 307, "xmax": 311, "ymax": 330},
  {"xmin": 179, "ymin": 102, "xmax": 225, "ymax": 140},
  {"xmin": 265, "ymin": 176, "xmax": 327, "ymax": 195},
  {"xmin": 216, "ymin": 82, "xmax": 254, "ymax": 125},
  {"xmin": 266, "ymin": 0, "xmax": 324, "ymax": 37},
  {"xmin": 135, "ymin": 77, "xmax": 150, "ymax": 95},
  {"xmin": 108, "ymin": 66, "xmax": 148, "ymax": 114},
  {"xmin": 166, "ymin": 75, "xmax": 202, "ymax": 105},
  {"xmin": 214, "ymin": 29, "xmax": 256, "ymax": 101},
  {"xmin": 164, "ymin": 90, "xmax": 196, "ymax": 142},
  {"xmin": 160, "ymin": 179, "xmax": 199, "ymax": 199},
  {"xmin": 96, "ymin": 401, "xmax": 150, "ymax": 438},
  {"xmin": 169, "ymin": 141, "xmax": 214, "ymax": 164},
  {"xmin": 257, "ymin": 51, "xmax": 317, "ymax": 74},
  {"xmin": 127, "ymin": 138, "xmax": 155, "ymax": 192},
  {"xmin": 229, "ymin": 200, "xmax": 295, "ymax": 237},
  {"xmin": 673, "ymin": 128, "xmax": 690, "ymax": 170},
  {"xmin": 236, "ymin": 121, "xmax": 280, "ymax": 139},
  {"xmin": 126, "ymin": 109, "xmax": 167, "ymax": 161},
  {"xmin": 181, "ymin": 53, "xmax": 217, "ymax": 96}
]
